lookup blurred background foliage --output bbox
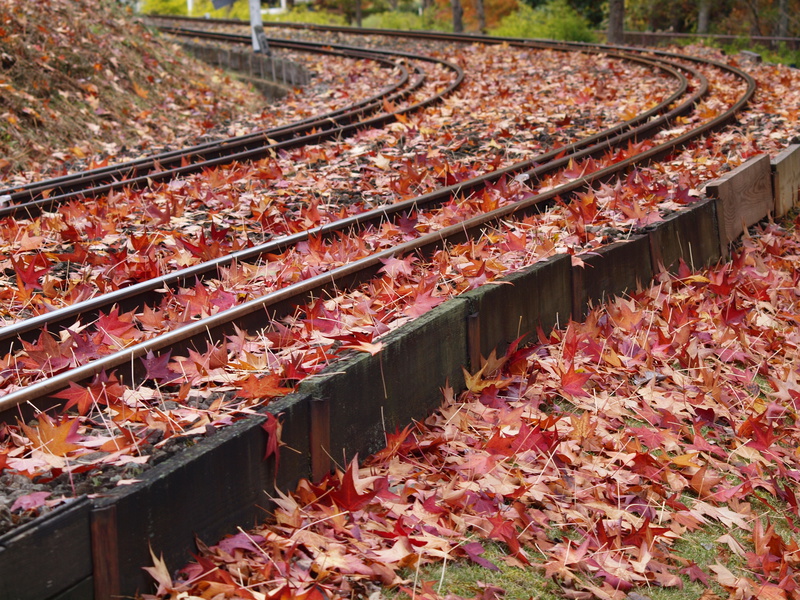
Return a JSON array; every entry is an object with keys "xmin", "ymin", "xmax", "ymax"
[{"xmin": 140, "ymin": 0, "xmax": 800, "ymax": 61}]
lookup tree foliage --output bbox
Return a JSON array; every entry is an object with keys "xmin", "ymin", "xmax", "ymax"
[
  {"xmin": 141, "ymin": 0, "xmax": 252, "ymax": 18},
  {"xmin": 361, "ymin": 9, "xmax": 452, "ymax": 30},
  {"xmin": 489, "ymin": 0, "xmax": 596, "ymax": 41},
  {"xmin": 265, "ymin": 6, "xmax": 349, "ymax": 24},
  {"xmin": 625, "ymin": 0, "xmax": 800, "ymax": 36}
]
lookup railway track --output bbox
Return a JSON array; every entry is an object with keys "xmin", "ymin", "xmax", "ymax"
[
  {"xmin": 0, "ymin": 44, "xmax": 461, "ymax": 215},
  {"xmin": 0, "ymin": 16, "xmax": 767, "ymax": 600},
  {"xmin": 0, "ymin": 21, "xmax": 754, "ymax": 423}
]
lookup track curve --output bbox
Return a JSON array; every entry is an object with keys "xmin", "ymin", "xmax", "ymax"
[{"xmin": 0, "ymin": 18, "xmax": 754, "ymax": 457}]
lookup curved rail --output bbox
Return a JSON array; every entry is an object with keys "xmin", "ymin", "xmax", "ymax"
[
  {"xmin": 0, "ymin": 27, "xmax": 757, "ymax": 416},
  {"xmin": 0, "ymin": 42, "xmax": 463, "ymax": 219},
  {"xmin": 0, "ymin": 34, "xmax": 694, "ymax": 352}
]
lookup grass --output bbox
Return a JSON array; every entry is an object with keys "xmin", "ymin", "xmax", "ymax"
[
  {"xmin": 387, "ymin": 541, "xmax": 559, "ymax": 599},
  {"xmin": 378, "ymin": 498, "xmax": 776, "ymax": 599}
]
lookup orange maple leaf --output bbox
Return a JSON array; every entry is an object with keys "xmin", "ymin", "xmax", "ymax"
[
  {"xmin": 20, "ymin": 415, "xmax": 81, "ymax": 457},
  {"xmin": 236, "ymin": 373, "xmax": 292, "ymax": 400}
]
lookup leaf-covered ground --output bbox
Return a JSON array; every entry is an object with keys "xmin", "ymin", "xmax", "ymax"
[
  {"xmin": 0, "ymin": 37, "xmax": 681, "ymax": 500},
  {"xmin": 0, "ymin": 0, "xmax": 392, "ymax": 181},
  {"xmin": 3, "ymin": 8, "xmax": 800, "ymax": 597},
  {"xmin": 144, "ymin": 219, "xmax": 800, "ymax": 600},
  {"xmin": 124, "ymin": 33, "xmax": 800, "ymax": 600}
]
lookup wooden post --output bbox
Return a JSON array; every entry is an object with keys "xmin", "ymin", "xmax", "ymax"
[
  {"xmin": 704, "ymin": 154, "xmax": 773, "ymax": 257},
  {"xmin": 772, "ymin": 145, "xmax": 800, "ymax": 217}
]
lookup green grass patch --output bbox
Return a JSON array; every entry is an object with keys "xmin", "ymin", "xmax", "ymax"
[{"xmin": 387, "ymin": 542, "xmax": 559, "ymax": 600}]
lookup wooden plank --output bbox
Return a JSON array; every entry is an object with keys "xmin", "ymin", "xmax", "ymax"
[
  {"xmin": 91, "ymin": 504, "xmax": 119, "ymax": 599},
  {"xmin": 772, "ymin": 145, "xmax": 800, "ymax": 217},
  {"xmin": 461, "ymin": 254, "xmax": 572, "ymax": 360},
  {"xmin": 572, "ymin": 235, "xmax": 653, "ymax": 319},
  {"xmin": 92, "ymin": 393, "xmax": 312, "ymax": 597},
  {"xmin": 648, "ymin": 199, "xmax": 721, "ymax": 274},
  {"xmin": 310, "ymin": 396, "xmax": 331, "ymax": 482},
  {"xmin": 0, "ymin": 498, "xmax": 92, "ymax": 600},
  {"xmin": 49, "ymin": 576, "xmax": 93, "ymax": 600},
  {"xmin": 705, "ymin": 154, "xmax": 773, "ymax": 256},
  {"xmin": 308, "ymin": 299, "xmax": 470, "ymax": 470}
]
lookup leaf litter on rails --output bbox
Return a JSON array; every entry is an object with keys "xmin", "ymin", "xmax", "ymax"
[
  {"xmin": 0, "ymin": 37, "xmax": 795, "ymax": 537},
  {"xmin": 0, "ymin": 43, "xmax": 704, "ymax": 393},
  {"xmin": 0, "ymin": 43, "xmax": 675, "ymax": 322}
]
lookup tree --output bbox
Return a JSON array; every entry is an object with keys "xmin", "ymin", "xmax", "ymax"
[
  {"xmin": 777, "ymin": 0, "xmax": 789, "ymax": 36},
  {"xmin": 452, "ymin": 0, "xmax": 464, "ymax": 32},
  {"xmin": 697, "ymin": 0, "xmax": 711, "ymax": 33},
  {"xmin": 474, "ymin": 0, "xmax": 486, "ymax": 32},
  {"xmin": 607, "ymin": 0, "xmax": 624, "ymax": 44}
]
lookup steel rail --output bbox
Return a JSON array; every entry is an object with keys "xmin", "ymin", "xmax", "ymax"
[
  {"xmin": 150, "ymin": 16, "xmax": 755, "ymax": 115},
  {"xmin": 0, "ymin": 50, "xmax": 694, "ymax": 353},
  {"xmin": 0, "ymin": 46, "xmax": 410, "ymax": 203},
  {"xmin": 0, "ymin": 46, "xmax": 461, "ymax": 218},
  {"xmin": 0, "ymin": 89, "xmax": 750, "ymax": 414},
  {"xmin": 0, "ymin": 52, "xmax": 461, "ymax": 220},
  {"xmin": 0, "ymin": 21, "xmax": 756, "ymax": 417}
]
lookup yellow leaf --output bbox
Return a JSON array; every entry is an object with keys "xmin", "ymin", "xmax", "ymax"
[
  {"xmin": 669, "ymin": 452, "xmax": 701, "ymax": 468},
  {"xmin": 370, "ymin": 154, "xmax": 392, "ymax": 170},
  {"xmin": 132, "ymin": 81, "xmax": 149, "ymax": 99},
  {"xmin": 569, "ymin": 411, "xmax": 595, "ymax": 440},
  {"xmin": 20, "ymin": 415, "xmax": 81, "ymax": 457}
]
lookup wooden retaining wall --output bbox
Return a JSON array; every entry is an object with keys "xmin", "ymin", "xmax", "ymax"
[
  {"xmin": 178, "ymin": 40, "xmax": 310, "ymax": 97},
  {"xmin": 1, "ymin": 152, "xmax": 797, "ymax": 599}
]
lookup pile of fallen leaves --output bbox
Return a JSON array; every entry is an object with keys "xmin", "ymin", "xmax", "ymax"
[
  {"xmin": 146, "ymin": 218, "xmax": 800, "ymax": 600},
  {"xmin": 0, "ymin": 0, "xmax": 266, "ymax": 176}
]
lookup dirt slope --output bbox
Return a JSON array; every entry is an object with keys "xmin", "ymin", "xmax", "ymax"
[{"xmin": 0, "ymin": 0, "xmax": 265, "ymax": 181}]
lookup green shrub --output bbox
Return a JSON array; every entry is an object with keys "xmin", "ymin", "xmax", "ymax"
[
  {"xmin": 366, "ymin": 10, "xmax": 449, "ymax": 30},
  {"xmin": 141, "ymin": 0, "xmax": 191, "ymax": 16},
  {"xmin": 141, "ymin": 0, "xmax": 251, "ymax": 19},
  {"xmin": 191, "ymin": 0, "xmax": 252, "ymax": 19},
  {"xmin": 362, "ymin": 10, "xmax": 424, "ymax": 30},
  {"xmin": 361, "ymin": 9, "xmax": 451, "ymax": 31},
  {"xmin": 266, "ymin": 7, "xmax": 348, "ymax": 26},
  {"xmin": 719, "ymin": 39, "xmax": 800, "ymax": 67},
  {"xmin": 489, "ymin": 0, "xmax": 596, "ymax": 42}
]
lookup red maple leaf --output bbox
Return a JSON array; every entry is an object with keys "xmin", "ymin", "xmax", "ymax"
[
  {"xmin": 486, "ymin": 514, "xmax": 526, "ymax": 561},
  {"xmin": 329, "ymin": 459, "xmax": 377, "ymax": 512},
  {"xmin": 403, "ymin": 289, "xmax": 444, "ymax": 318},
  {"xmin": 379, "ymin": 255, "xmax": 417, "ymax": 279},
  {"xmin": 461, "ymin": 541, "xmax": 499, "ymax": 571},
  {"xmin": 21, "ymin": 329, "xmax": 71, "ymax": 372},
  {"xmin": 628, "ymin": 425, "xmax": 669, "ymax": 450},
  {"xmin": 560, "ymin": 363, "xmax": 592, "ymax": 399},
  {"xmin": 54, "ymin": 382, "xmax": 97, "ymax": 416},
  {"xmin": 740, "ymin": 415, "xmax": 780, "ymax": 452},
  {"xmin": 680, "ymin": 561, "xmax": 711, "ymax": 586},
  {"xmin": 95, "ymin": 306, "xmax": 139, "ymax": 344},
  {"xmin": 261, "ymin": 413, "xmax": 282, "ymax": 472},
  {"xmin": 141, "ymin": 350, "xmax": 179, "ymax": 384},
  {"xmin": 10, "ymin": 253, "xmax": 51, "ymax": 290}
]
